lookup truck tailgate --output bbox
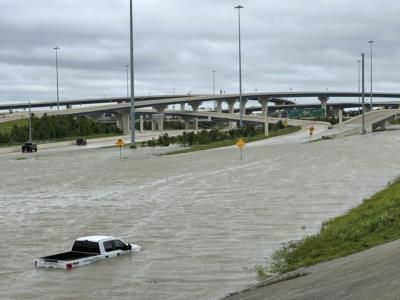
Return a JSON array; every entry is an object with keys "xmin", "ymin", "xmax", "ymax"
[{"xmin": 35, "ymin": 259, "xmax": 68, "ymax": 269}]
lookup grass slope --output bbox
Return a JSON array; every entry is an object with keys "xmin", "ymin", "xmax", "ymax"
[
  {"xmin": 271, "ymin": 178, "xmax": 400, "ymax": 274},
  {"xmin": 0, "ymin": 119, "xmax": 28, "ymax": 135}
]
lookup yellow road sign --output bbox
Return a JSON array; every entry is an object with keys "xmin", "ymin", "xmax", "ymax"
[
  {"xmin": 115, "ymin": 139, "xmax": 125, "ymax": 148},
  {"xmin": 283, "ymin": 119, "xmax": 288, "ymax": 128},
  {"xmin": 309, "ymin": 126, "xmax": 315, "ymax": 135},
  {"xmin": 236, "ymin": 138, "xmax": 246, "ymax": 149}
]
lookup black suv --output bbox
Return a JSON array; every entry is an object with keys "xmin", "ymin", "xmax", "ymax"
[
  {"xmin": 21, "ymin": 142, "xmax": 37, "ymax": 153},
  {"xmin": 76, "ymin": 138, "xmax": 87, "ymax": 146}
]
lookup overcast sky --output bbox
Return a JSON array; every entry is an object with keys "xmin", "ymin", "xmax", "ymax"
[{"xmin": 1, "ymin": 0, "xmax": 399, "ymax": 104}]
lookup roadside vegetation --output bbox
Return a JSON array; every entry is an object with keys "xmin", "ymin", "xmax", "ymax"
[
  {"xmin": 138, "ymin": 121, "xmax": 300, "ymax": 154},
  {"xmin": 0, "ymin": 114, "xmax": 122, "ymax": 146},
  {"xmin": 268, "ymin": 177, "xmax": 400, "ymax": 274},
  {"xmin": 389, "ymin": 118, "xmax": 400, "ymax": 125},
  {"xmin": 0, "ymin": 119, "xmax": 28, "ymax": 135}
]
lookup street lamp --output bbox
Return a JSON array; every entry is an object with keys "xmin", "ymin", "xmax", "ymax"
[
  {"xmin": 53, "ymin": 47, "xmax": 60, "ymax": 110},
  {"xmin": 125, "ymin": 65, "xmax": 129, "ymax": 97},
  {"xmin": 368, "ymin": 40, "xmax": 374, "ymax": 111},
  {"xmin": 212, "ymin": 70, "xmax": 216, "ymax": 95},
  {"xmin": 361, "ymin": 53, "xmax": 366, "ymax": 135},
  {"xmin": 357, "ymin": 59, "xmax": 361, "ymax": 114},
  {"xmin": 235, "ymin": 4, "xmax": 244, "ymax": 129},
  {"xmin": 129, "ymin": 0, "xmax": 136, "ymax": 144},
  {"xmin": 28, "ymin": 100, "xmax": 32, "ymax": 142}
]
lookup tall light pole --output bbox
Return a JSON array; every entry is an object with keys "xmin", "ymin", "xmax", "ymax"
[
  {"xmin": 368, "ymin": 40, "xmax": 374, "ymax": 111},
  {"xmin": 54, "ymin": 47, "xmax": 60, "ymax": 110},
  {"xmin": 357, "ymin": 59, "xmax": 361, "ymax": 114},
  {"xmin": 212, "ymin": 70, "xmax": 216, "ymax": 95},
  {"xmin": 361, "ymin": 53, "xmax": 366, "ymax": 135},
  {"xmin": 235, "ymin": 5, "xmax": 244, "ymax": 129},
  {"xmin": 129, "ymin": 0, "xmax": 136, "ymax": 144},
  {"xmin": 28, "ymin": 100, "xmax": 32, "ymax": 142},
  {"xmin": 125, "ymin": 65, "xmax": 129, "ymax": 97}
]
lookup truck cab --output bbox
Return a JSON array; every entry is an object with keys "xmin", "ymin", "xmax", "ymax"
[{"xmin": 35, "ymin": 235, "xmax": 141, "ymax": 270}]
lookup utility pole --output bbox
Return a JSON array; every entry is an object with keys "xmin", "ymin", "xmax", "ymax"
[
  {"xmin": 54, "ymin": 47, "xmax": 60, "ymax": 110},
  {"xmin": 125, "ymin": 65, "xmax": 129, "ymax": 97},
  {"xmin": 129, "ymin": 0, "xmax": 136, "ymax": 145},
  {"xmin": 212, "ymin": 70, "xmax": 216, "ymax": 95},
  {"xmin": 361, "ymin": 53, "xmax": 366, "ymax": 135},
  {"xmin": 368, "ymin": 40, "xmax": 374, "ymax": 111},
  {"xmin": 357, "ymin": 59, "xmax": 361, "ymax": 115},
  {"xmin": 28, "ymin": 100, "xmax": 32, "ymax": 142},
  {"xmin": 235, "ymin": 5, "xmax": 244, "ymax": 129}
]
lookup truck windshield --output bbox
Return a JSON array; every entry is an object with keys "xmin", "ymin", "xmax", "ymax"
[{"xmin": 72, "ymin": 241, "xmax": 101, "ymax": 254}]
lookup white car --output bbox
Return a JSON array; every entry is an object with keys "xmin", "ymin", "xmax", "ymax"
[{"xmin": 35, "ymin": 235, "xmax": 141, "ymax": 270}]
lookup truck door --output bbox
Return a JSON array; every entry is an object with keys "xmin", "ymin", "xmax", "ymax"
[{"xmin": 103, "ymin": 240, "xmax": 128, "ymax": 258}]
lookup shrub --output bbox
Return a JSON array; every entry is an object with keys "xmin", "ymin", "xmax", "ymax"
[{"xmin": 147, "ymin": 138, "xmax": 157, "ymax": 147}]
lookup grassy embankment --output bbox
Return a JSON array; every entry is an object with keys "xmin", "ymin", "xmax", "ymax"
[
  {"xmin": 269, "ymin": 177, "xmax": 400, "ymax": 274},
  {"xmin": 0, "ymin": 119, "xmax": 28, "ymax": 135},
  {"xmin": 165, "ymin": 126, "xmax": 301, "ymax": 155}
]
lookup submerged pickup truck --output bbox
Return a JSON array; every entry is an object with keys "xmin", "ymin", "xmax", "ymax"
[{"xmin": 35, "ymin": 235, "xmax": 141, "ymax": 270}]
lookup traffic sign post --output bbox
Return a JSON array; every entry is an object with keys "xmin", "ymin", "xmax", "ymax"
[
  {"xmin": 115, "ymin": 139, "xmax": 125, "ymax": 159},
  {"xmin": 308, "ymin": 126, "xmax": 315, "ymax": 141},
  {"xmin": 236, "ymin": 138, "xmax": 246, "ymax": 160},
  {"xmin": 283, "ymin": 119, "xmax": 288, "ymax": 128}
]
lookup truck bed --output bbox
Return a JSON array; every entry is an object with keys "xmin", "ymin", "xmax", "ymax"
[{"xmin": 41, "ymin": 251, "xmax": 98, "ymax": 261}]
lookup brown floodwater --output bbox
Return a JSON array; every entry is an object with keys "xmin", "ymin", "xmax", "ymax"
[{"xmin": 1, "ymin": 129, "xmax": 399, "ymax": 299}]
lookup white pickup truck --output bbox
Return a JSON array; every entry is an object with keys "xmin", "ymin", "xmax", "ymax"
[{"xmin": 35, "ymin": 235, "xmax": 141, "ymax": 270}]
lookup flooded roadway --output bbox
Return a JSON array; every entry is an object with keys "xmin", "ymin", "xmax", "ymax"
[{"xmin": 1, "ymin": 129, "xmax": 400, "ymax": 299}]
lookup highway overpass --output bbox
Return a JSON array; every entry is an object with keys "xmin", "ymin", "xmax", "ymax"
[{"xmin": 3, "ymin": 91, "xmax": 400, "ymax": 113}]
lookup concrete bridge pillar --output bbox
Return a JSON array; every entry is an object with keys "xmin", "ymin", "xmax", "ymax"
[
  {"xmin": 116, "ymin": 111, "xmax": 130, "ymax": 133},
  {"xmin": 318, "ymin": 96, "xmax": 329, "ymax": 117},
  {"xmin": 151, "ymin": 120, "xmax": 157, "ymax": 131},
  {"xmin": 226, "ymin": 99, "xmax": 236, "ymax": 128},
  {"xmin": 258, "ymin": 97, "xmax": 269, "ymax": 136},
  {"xmin": 240, "ymin": 99, "xmax": 248, "ymax": 116},
  {"xmin": 258, "ymin": 97, "xmax": 269, "ymax": 118},
  {"xmin": 66, "ymin": 104, "xmax": 72, "ymax": 109},
  {"xmin": 331, "ymin": 107, "xmax": 340, "ymax": 118},
  {"xmin": 226, "ymin": 99, "xmax": 236, "ymax": 114},
  {"xmin": 194, "ymin": 117, "xmax": 199, "ymax": 131},
  {"xmin": 216, "ymin": 100, "xmax": 222, "ymax": 113},
  {"xmin": 181, "ymin": 117, "xmax": 191, "ymax": 130},
  {"xmin": 184, "ymin": 119, "xmax": 191, "ymax": 130},
  {"xmin": 180, "ymin": 103, "xmax": 185, "ymax": 111},
  {"xmin": 158, "ymin": 119, "xmax": 164, "ymax": 132},
  {"xmin": 190, "ymin": 102, "xmax": 202, "ymax": 112},
  {"xmin": 154, "ymin": 105, "xmax": 167, "ymax": 131},
  {"xmin": 139, "ymin": 114, "xmax": 144, "ymax": 133},
  {"xmin": 9, "ymin": 108, "xmax": 13, "ymax": 114}
]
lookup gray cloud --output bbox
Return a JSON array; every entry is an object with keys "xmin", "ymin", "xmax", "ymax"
[{"xmin": 1, "ymin": 0, "xmax": 399, "ymax": 103}]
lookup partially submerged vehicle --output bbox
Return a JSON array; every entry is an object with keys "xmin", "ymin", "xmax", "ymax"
[{"xmin": 35, "ymin": 236, "xmax": 141, "ymax": 270}]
